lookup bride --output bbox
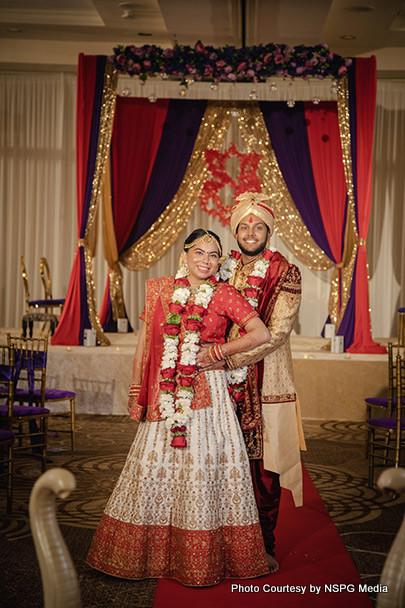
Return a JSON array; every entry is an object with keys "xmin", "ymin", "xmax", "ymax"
[{"xmin": 86, "ymin": 228, "xmax": 271, "ymax": 586}]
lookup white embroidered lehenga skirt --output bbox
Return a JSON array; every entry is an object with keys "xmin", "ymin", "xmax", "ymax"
[{"xmin": 86, "ymin": 370, "xmax": 268, "ymax": 586}]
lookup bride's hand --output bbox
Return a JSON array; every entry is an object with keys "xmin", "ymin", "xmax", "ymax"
[
  {"xmin": 196, "ymin": 345, "xmax": 225, "ymax": 372},
  {"xmin": 196, "ymin": 345, "xmax": 211, "ymax": 366}
]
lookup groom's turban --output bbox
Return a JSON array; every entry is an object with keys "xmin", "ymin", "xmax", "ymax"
[{"xmin": 230, "ymin": 191, "xmax": 275, "ymax": 238}]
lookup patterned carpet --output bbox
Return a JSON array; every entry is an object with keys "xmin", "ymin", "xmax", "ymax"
[{"xmin": 0, "ymin": 416, "xmax": 404, "ymax": 607}]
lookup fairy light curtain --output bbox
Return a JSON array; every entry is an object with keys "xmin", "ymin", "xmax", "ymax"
[{"xmin": 51, "ymin": 54, "xmax": 116, "ymax": 346}]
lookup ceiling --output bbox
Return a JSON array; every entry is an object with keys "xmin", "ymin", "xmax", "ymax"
[{"xmin": 0, "ymin": 0, "xmax": 404, "ymax": 77}]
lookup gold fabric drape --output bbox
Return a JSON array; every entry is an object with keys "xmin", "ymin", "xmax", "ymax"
[
  {"xmin": 101, "ymin": 158, "xmax": 126, "ymax": 321},
  {"xmin": 82, "ymin": 61, "xmax": 117, "ymax": 345}
]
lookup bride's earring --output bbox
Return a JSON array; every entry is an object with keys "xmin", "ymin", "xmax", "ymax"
[{"xmin": 179, "ymin": 261, "xmax": 189, "ymax": 276}]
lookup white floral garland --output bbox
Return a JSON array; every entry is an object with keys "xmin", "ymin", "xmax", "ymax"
[
  {"xmin": 220, "ymin": 248, "xmax": 273, "ymax": 387},
  {"xmin": 159, "ymin": 267, "xmax": 217, "ymax": 435}
]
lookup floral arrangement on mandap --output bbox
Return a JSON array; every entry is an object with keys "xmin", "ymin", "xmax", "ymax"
[{"xmin": 109, "ymin": 40, "xmax": 352, "ymax": 85}]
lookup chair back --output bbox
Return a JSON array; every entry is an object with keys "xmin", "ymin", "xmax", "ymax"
[
  {"xmin": 7, "ymin": 335, "xmax": 48, "ymax": 407},
  {"xmin": 21, "ymin": 256, "xmax": 31, "ymax": 314},
  {"xmin": 40, "ymin": 257, "xmax": 53, "ymax": 300},
  {"xmin": 0, "ymin": 344, "xmax": 15, "ymax": 418}
]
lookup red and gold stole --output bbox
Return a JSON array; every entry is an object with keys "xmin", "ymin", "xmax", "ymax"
[{"xmin": 239, "ymin": 251, "xmax": 290, "ymax": 457}]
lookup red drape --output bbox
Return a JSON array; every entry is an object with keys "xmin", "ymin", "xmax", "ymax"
[
  {"xmin": 99, "ymin": 97, "xmax": 169, "ymax": 324},
  {"xmin": 111, "ymin": 97, "xmax": 169, "ymax": 247},
  {"xmin": 347, "ymin": 56, "xmax": 385, "ymax": 353},
  {"xmin": 305, "ymin": 102, "xmax": 347, "ymax": 311},
  {"xmin": 52, "ymin": 54, "xmax": 97, "ymax": 345}
]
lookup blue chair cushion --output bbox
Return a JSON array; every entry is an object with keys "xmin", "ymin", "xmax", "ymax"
[
  {"xmin": 0, "ymin": 404, "xmax": 50, "ymax": 416},
  {"xmin": 367, "ymin": 417, "xmax": 405, "ymax": 430}
]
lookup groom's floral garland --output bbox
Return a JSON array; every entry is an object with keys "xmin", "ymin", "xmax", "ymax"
[
  {"xmin": 159, "ymin": 268, "xmax": 217, "ymax": 448},
  {"xmin": 219, "ymin": 247, "xmax": 273, "ymax": 406}
]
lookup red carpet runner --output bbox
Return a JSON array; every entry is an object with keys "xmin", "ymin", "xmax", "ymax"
[{"xmin": 153, "ymin": 466, "xmax": 374, "ymax": 607}]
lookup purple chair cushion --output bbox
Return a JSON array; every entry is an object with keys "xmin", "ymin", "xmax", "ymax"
[
  {"xmin": 0, "ymin": 404, "xmax": 50, "ymax": 416},
  {"xmin": 365, "ymin": 397, "xmax": 405, "ymax": 407},
  {"xmin": 398, "ymin": 307, "xmax": 405, "ymax": 313},
  {"xmin": 13, "ymin": 388, "xmax": 75, "ymax": 400},
  {"xmin": 367, "ymin": 417, "xmax": 405, "ymax": 430},
  {"xmin": 0, "ymin": 429, "xmax": 15, "ymax": 442}
]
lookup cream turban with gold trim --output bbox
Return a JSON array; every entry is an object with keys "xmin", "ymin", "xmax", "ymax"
[{"xmin": 230, "ymin": 191, "xmax": 275, "ymax": 238}]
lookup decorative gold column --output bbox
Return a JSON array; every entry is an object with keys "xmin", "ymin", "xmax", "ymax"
[{"xmin": 335, "ymin": 76, "xmax": 359, "ymax": 329}]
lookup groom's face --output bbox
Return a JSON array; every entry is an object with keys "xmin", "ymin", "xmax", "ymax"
[{"xmin": 236, "ymin": 213, "xmax": 269, "ymax": 257}]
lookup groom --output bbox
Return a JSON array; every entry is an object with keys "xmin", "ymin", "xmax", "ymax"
[{"xmin": 197, "ymin": 191, "xmax": 305, "ymax": 572}]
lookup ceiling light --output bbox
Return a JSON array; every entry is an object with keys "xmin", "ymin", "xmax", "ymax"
[
  {"xmin": 287, "ymin": 100, "xmax": 295, "ymax": 108},
  {"xmin": 137, "ymin": 32, "xmax": 152, "ymax": 36},
  {"xmin": 6, "ymin": 27, "xmax": 22, "ymax": 33},
  {"xmin": 340, "ymin": 34, "xmax": 356, "ymax": 40},
  {"xmin": 148, "ymin": 94, "xmax": 157, "ymax": 103}
]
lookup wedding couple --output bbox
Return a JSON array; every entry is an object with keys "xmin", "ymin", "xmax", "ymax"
[{"xmin": 86, "ymin": 191, "xmax": 305, "ymax": 587}]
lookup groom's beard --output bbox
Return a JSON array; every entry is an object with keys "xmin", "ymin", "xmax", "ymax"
[{"xmin": 237, "ymin": 238, "xmax": 268, "ymax": 258}]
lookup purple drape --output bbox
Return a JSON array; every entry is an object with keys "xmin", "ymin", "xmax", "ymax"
[
  {"xmin": 259, "ymin": 101, "xmax": 334, "ymax": 261},
  {"xmin": 122, "ymin": 99, "xmax": 207, "ymax": 252}
]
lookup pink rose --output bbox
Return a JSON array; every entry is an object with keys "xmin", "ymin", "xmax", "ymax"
[
  {"xmin": 204, "ymin": 66, "xmax": 214, "ymax": 76},
  {"xmin": 143, "ymin": 60, "xmax": 151, "ymax": 69},
  {"xmin": 338, "ymin": 66, "xmax": 347, "ymax": 76},
  {"xmin": 274, "ymin": 55, "xmax": 284, "ymax": 65},
  {"xmin": 227, "ymin": 73, "xmax": 236, "ymax": 81},
  {"xmin": 216, "ymin": 60, "xmax": 226, "ymax": 68},
  {"xmin": 237, "ymin": 62, "xmax": 247, "ymax": 72},
  {"xmin": 195, "ymin": 41, "xmax": 207, "ymax": 54},
  {"xmin": 263, "ymin": 53, "xmax": 272, "ymax": 64}
]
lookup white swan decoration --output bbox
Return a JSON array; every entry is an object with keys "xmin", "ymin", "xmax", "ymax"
[
  {"xmin": 377, "ymin": 467, "xmax": 405, "ymax": 608},
  {"xmin": 29, "ymin": 468, "xmax": 81, "ymax": 608}
]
